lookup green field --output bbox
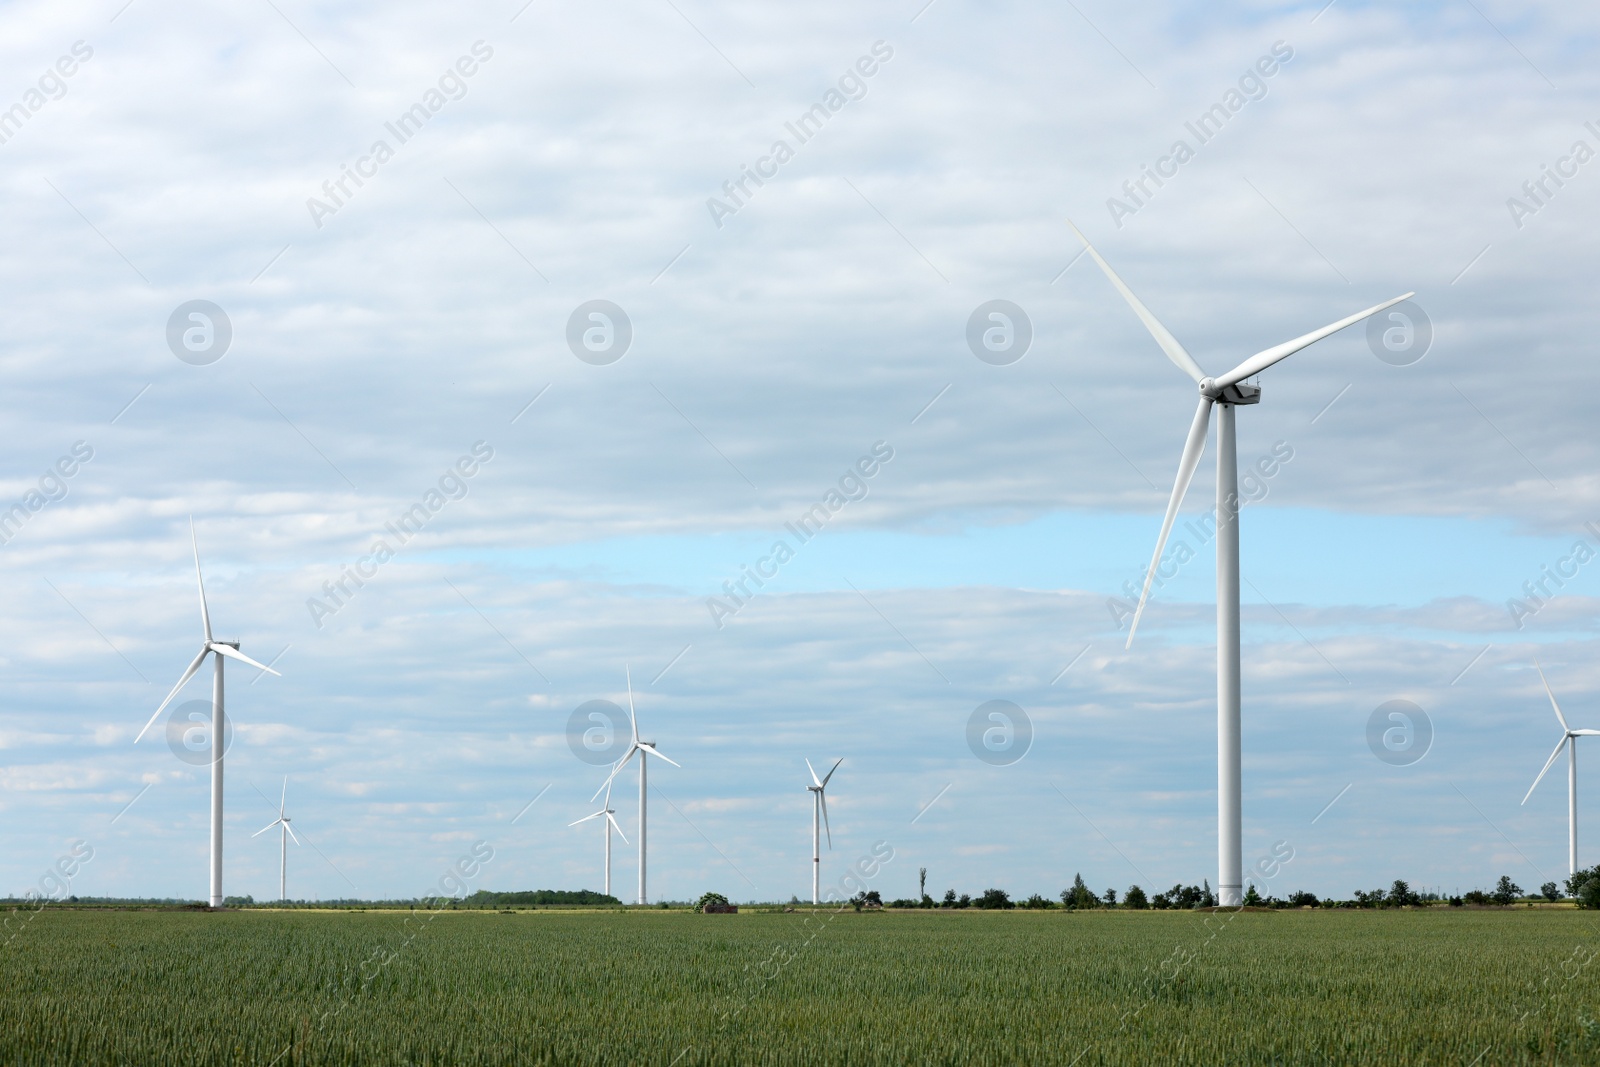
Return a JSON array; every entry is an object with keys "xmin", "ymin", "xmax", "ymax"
[{"xmin": 3, "ymin": 907, "xmax": 1599, "ymax": 1064}]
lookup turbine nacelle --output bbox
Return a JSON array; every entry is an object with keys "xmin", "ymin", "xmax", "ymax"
[{"xmin": 1199, "ymin": 378, "xmax": 1261, "ymax": 405}]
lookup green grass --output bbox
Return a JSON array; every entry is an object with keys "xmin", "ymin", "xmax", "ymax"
[{"xmin": 2, "ymin": 907, "xmax": 1599, "ymax": 1064}]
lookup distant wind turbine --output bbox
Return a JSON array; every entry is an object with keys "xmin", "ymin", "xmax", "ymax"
[
  {"xmin": 252, "ymin": 776, "xmax": 299, "ymax": 901},
  {"xmin": 806, "ymin": 758, "xmax": 841, "ymax": 905},
  {"xmin": 594, "ymin": 668, "xmax": 679, "ymax": 904},
  {"xmin": 1521, "ymin": 660, "xmax": 1600, "ymax": 877},
  {"xmin": 135, "ymin": 518, "xmax": 281, "ymax": 908},
  {"xmin": 570, "ymin": 781, "xmax": 628, "ymax": 898},
  {"xmin": 1072, "ymin": 220, "xmax": 1411, "ymax": 907}
]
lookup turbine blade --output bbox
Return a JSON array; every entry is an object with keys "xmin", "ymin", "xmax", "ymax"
[
  {"xmin": 592, "ymin": 747, "xmax": 638, "ymax": 800},
  {"xmin": 191, "ymin": 517, "xmax": 213, "ymax": 644},
  {"xmin": 280, "ymin": 776, "xmax": 287, "ymax": 816},
  {"xmin": 1523, "ymin": 736, "xmax": 1570, "ymax": 804},
  {"xmin": 252, "ymin": 820, "xmax": 278, "ymax": 838},
  {"xmin": 1068, "ymin": 219, "xmax": 1207, "ymax": 384},
  {"xmin": 1572, "ymin": 730, "xmax": 1600, "ymax": 736},
  {"xmin": 1126, "ymin": 396, "xmax": 1213, "ymax": 648},
  {"xmin": 606, "ymin": 811, "xmax": 629, "ymax": 844},
  {"xmin": 626, "ymin": 667, "xmax": 639, "ymax": 746},
  {"xmin": 569, "ymin": 810, "xmax": 605, "ymax": 826},
  {"xmin": 135, "ymin": 647, "xmax": 211, "ymax": 743},
  {"xmin": 642, "ymin": 746, "xmax": 680, "ymax": 768},
  {"xmin": 821, "ymin": 758, "xmax": 842, "ymax": 787},
  {"xmin": 210, "ymin": 643, "xmax": 279, "ymax": 676},
  {"xmin": 1535, "ymin": 659, "xmax": 1571, "ymax": 733},
  {"xmin": 284, "ymin": 823, "xmax": 299, "ymax": 845},
  {"xmin": 1214, "ymin": 293, "xmax": 1414, "ymax": 389},
  {"xmin": 819, "ymin": 790, "xmax": 832, "ymax": 849},
  {"xmin": 805, "ymin": 758, "xmax": 822, "ymax": 788}
]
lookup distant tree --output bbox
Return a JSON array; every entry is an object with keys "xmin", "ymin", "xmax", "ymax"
[
  {"xmin": 1200, "ymin": 881, "xmax": 1215, "ymax": 908},
  {"xmin": 1288, "ymin": 890, "xmax": 1319, "ymax": 908},
  {"xmin": 1164, "ymin": 884, "xmax": 1204, "ymax": 909},
  {"xmin": 1103, "ymin": 887, "xmax": 1117, "ymax": 907},
  {"xmin": 942, "ymin": 889, "xmax": 958, "ymax": 908},
  {"xmin": 1150, "ymin": 889, "xmax": 1171, "ymax": 909},
  {"xmin": 956, "ymin": 893, "xmax": 971, "ymax": 909},
  {"xmin": 1124, "ymin": 885, "xmax": 1149, "ymax": 910},
  {"xmin": 1541, "ymin": 882, "xmax": 1561, "ymax": 902},
  {"xmin": 919, "ymin": 867, "xmax": 927, "ymax": 900},
  {"xmin": 1491, "ymin": 876, "xmax": 1521, "ymax": 906},
  {"xmin": 1463, "ymin": 889, "xmax": 1489, "ymax": 906},
  {"xmin": 788, "ymin": 895, "xmax": 801, "ymax": 906},
  {"xmin": 1577, "ymin": 877, "xmax": 1600, "ymax": 911},
  {"xmin": 1062, "ymin": 873, "xmax": 1097, "ymax": 910},
  {"xmin": 887, "ymin": 898, "xmax": 918, "ymax": 908},
  {"xmin": 976, "ymin": 888, "xmax": 1013, "ymax": 910},
  {"xmin": 1242, "ymin": 885, "xmax": 1262, "ymax": 906},
  {"xmin": 696, "ymin": 892, "xmax": 729, "ymax": 911},
  {"xmin": 1565, "ymin": 867, "xmax": 1600, "ymax": 902},
  {"xmin": 1448, "ymin": 896, "xmax": 1463, "ymax": 907},
  {"xmin": 1022, "ymin": 894, "xmax": 1053, "ymax": 909},
  {"xmin": 1389, "ymin": 880, "xmax": 1418, "ymax": 907}
]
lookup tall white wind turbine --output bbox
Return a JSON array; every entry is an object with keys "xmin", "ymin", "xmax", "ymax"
[
  {"xmin": 135, "ymin": 519, "xmax": 281, "ymax": 908},
  {"xmin": 1072, "ymin": 221, "xmax": 1411, "ymax": 907},
  {"xmin": 594, "ymin": 668, "xmax": 679, "ymax": 905},
  {"xmin": 569, "ymin": 781, "xmax": 628, "ymax": 898},
  {"xmin": 806, "ymin": 758, "xmax": 841, "ymax": 905},
  {"xmin": 1521, "ymin": 660, "xmax": 1600, "ymax": 877},
  {"xmin": 252, "ymin": 776, "xmax": 299, "ymax": 901}
]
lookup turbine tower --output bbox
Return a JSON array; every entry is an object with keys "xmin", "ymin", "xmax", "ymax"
[
  {"xmin": 594, "ymin": 668, "xmax": 678, "ymax": 904},
  {"xmin": 1521, "ymin": 660, "xmax": 1600, "ymax": 877},
  {"xmin": 135, "ymin": 518, "xmax": 281, "ymax": 908},
  {"xmin": 1072, "ymin": 221, "xmax": 1410, "ymax": 907},
  {"xmin": 570, "ymin": 781, "xmax": 628, "ymax": 898},
  {"xmin": 806, "ymin": 758, "xmax": 841, "ymax": 905},
  {"xmin": 252, "ymin": 776, "xmax": 299, "ymax": 901}
]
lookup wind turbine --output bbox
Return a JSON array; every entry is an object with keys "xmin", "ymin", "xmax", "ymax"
[
  {"xmin": 806, "ymin": 758, "xmax": 841, "ymax": 906},
  {"xmin": 135, "ymin": 518, "xmax": 281, "ymax": 908},
  {"xmin": 252, "ymin": 776, "xmax": 299, "ymax": 901},
  {"xmin": 569, "ymin": 781, "xmax": 628, "ymax": 898},
  {"xmin": 1521, "ymin": 660, "xmax": 1600, "ymax": 877},
  {"xmin": 594, "ymin": 668, "xmax": 679, "ymax": 904},
  {"xmin": 1071, "ymin": 221, "xmax": 1411, "ymax": 907}
]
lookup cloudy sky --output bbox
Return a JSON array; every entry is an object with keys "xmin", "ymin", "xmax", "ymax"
[{"xmin": 2, "ymin": 0, "xmax": 1599, "ymax": 905}]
